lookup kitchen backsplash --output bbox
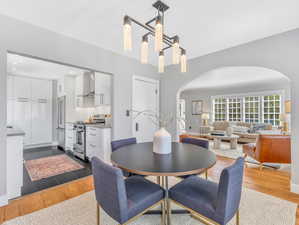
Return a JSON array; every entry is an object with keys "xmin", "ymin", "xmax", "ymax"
[{"xmin": 74, "ymin": 105, "xmax": 111, "ymax": 122}]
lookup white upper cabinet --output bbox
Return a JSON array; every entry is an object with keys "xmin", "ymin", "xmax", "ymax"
[
  {"xmin": 14, "ymin": 76, "xmax": 31, "ymax": 99},
  {"xmin": 7, "ymin": 75, "xmax": 14, "ymax": 99},
  {"xmin": 75, "ymin": 75, "xmax": 84, "ymax": 97},
  {"xmin": 32, "ymin": 79, "xmax": 51, "ymax": 100},
  {"xmin": 57, "ymin": 76, "xmax": 65, "ymax": 97},
  {"xmin": 95, "ymin": 73, "xmax": 112, "ymax": 106}
]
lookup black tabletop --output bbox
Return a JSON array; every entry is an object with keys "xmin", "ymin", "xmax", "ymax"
[{"xmin": 111, "ymin": 142, "xmax": 217, "ymax": 176}]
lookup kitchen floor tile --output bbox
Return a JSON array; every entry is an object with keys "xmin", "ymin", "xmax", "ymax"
[{"xmin": 21, "ymin": 146, "xmax": 91, "ymax": 196}]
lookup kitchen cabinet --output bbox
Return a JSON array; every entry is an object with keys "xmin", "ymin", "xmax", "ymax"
[
  {"xmin": 8, "ymin": 75, "xmax": 52, "ymax": 147},
  {"xmin": 7, "ymin": 133, "xmax": 24, "ymax": 199},
  {"xmin": 95, "ymin": 73, "xmax": 112, "ymax": 106},
  {"xmin": 14, "ymin": 98, "xmax": 32, "ymax": 145},
  {"xmin": 14, "ymin": 76, "xmax": 31, "ymax": 99},
  {"xmin": 7, "ymin": 99, "xmax": 14, "ymax": 126},
  {"xmin": 65, "ymin": 123, "xmax": 75, "ymax": 151},
  {"xmin": 7, "ymin": 75, "xmax": 14, "ymax": 100},
  {"xmin": 75, "ymin": 74, "xmax": 84, "ymax": 97},
  {"xmin": 57, "ymin": 77, "xmax": 65, "ymax": 97},
  {"xmin": 86, "ymin": 126, "xmax": 111, "ymax": 162}
]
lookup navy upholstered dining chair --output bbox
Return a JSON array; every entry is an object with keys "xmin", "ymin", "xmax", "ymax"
[
  {"xmin": 170, "ymin": 157, "xmax": 244, "ymax": 225},
  {"xmin": 111, "ymin": 137, "xmax": 137, "ymax": 152},
  {"xmin": 91, "ymin": 157, "xmax": 165, "ymax": 225},
  {"xmin": 111, "ymin": 138, "xmax": 137, "ymax": 177},
  {"xmin": 181, "ymin": 137, "xmax": 209, "ymax": 149},
  {"xmin": 180, "ymin": 137, "xmax": 210, "ymax": 179}
]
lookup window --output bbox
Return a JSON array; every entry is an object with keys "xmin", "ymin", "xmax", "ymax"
[
  {"xmin": 228, "ymin": 98, "xmax": 242, "ymax": 121},
  {"xmin": 263, "ymin": 95, "xmax": 281, "ymax": 126},
  {"xmin": 244, "ymin": 96, "xmax": 260, "ymax": 123},
  {"xmin": 213, "ymin": 98, "xmax": 226, "ymax": 121},
  {"xmin": 212, "ymin": 93, "xmax": 282, "ymax": 126}
]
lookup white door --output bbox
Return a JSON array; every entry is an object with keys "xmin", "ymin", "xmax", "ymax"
[{"xmin": 132, "ymin": 76, "xmax": 159, "ymax": 143}]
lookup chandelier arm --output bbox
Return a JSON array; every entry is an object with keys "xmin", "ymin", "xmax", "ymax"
[
  {"xmin": 126, "ymin": 15, "xmax": 186, "ymax": 52},
  {"xmin": 145, "ymin": 17, "xmax": 157, "ymax": 26},
  {"xmin": 128, "ymin": 16, "xmax": 174, "ymax": 45},
  {"xmin": 162, "ymin": 45, "xmax": 172, "ymax": 51}
]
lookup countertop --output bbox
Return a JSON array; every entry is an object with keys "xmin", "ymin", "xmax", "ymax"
[
  {"xmin": 65, "ymin": 122, "xmax": 112, "ymax": 129},
  {"xmin": 85, "ymin": 124, "xmax": 112, "ymax": 129},
  {"xmin": 7, "ymin": 127, "xmax": 25, "ymax": 136}
]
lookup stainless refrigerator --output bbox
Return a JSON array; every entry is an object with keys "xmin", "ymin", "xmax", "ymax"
[{"xmin": 57, "ymin": 96, "xmax": 66, "ymax": 150}]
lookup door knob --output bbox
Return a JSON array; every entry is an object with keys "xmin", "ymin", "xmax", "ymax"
[{"xmin": 135, "ymin": 123, "xmax": 139, "ymax": 132}]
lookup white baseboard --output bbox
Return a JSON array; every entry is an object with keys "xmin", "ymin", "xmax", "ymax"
[
  {"xmin": 0, "ymin": 194, "xmax": 8, "ymax": 207},
  {"xmin": 24, "ymin": 142, "xmax": 55, "ymax": 150},
  {"xmin": 291, "ymin": 183, "xmax": 299, "ymax": 194}
]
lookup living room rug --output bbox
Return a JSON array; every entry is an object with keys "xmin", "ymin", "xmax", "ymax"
[
  {"xmin": 25, "ymin": 155, "xmax": 84, "ymax": 181},
  {"xmin": 4, "ymin": 177, "xmax": 297, "ymax": 225}
]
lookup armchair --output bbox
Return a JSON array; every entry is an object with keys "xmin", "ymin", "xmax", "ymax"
[{"xmin": 243, "ymin": 134, "xmax": 291, "ymax": 170}]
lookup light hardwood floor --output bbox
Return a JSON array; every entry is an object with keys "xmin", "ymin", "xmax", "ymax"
[{"xmin": 0, "ymin": 156, "xmax": 298, "ymax": 224}]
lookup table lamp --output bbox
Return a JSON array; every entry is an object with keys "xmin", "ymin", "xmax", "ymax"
[
  {"xmin": 279, "ymin": 113, "xmax": 288, "ymax": 133},
  {"xmin": 201, "ymin": 113, "xmax": 210, "ymax": 126}
]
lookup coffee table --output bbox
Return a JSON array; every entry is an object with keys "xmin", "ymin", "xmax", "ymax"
[{"xmin": 209, "ymin": 134, "xmax": 240, "ymax": 149}]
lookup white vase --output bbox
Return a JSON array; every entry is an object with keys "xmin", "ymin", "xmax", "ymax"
[{"xmin": 153, "ymin": 127, "xmax": 172, "ymax": 154}]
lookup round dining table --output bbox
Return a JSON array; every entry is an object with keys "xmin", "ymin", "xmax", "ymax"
[{"xmin": 111, "ymin": 142, "xmax": 217, "ymax": 225}]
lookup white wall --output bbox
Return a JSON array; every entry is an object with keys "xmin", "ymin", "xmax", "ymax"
[
  {"xmin": 0, "ymin": 14, "xmax": 159, "ymax": 204},
  {"xmin": 161, "ymin": 28, "xmax": 299, "ymax": 192}
]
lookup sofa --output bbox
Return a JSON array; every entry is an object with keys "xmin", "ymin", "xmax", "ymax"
[{"xmin": 212, "ymin": 121, "xmax": 273, "ymax": 143}]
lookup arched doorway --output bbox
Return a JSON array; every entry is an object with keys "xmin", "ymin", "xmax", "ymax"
[
  {"xmin": 176, "ymin": 66, "xmax": 291, "ymax": 170},
  {"xmin": 176, "ymin": 66, "xmax": 291, "ymax": 138}
]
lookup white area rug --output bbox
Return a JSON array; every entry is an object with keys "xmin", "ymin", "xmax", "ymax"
[
  {"xmin": 4, "ymin": 177, "xmax": 297, "ymax": 225},
  {"xmin": 209, "ymin": 141, "xmax": 291, "ymax": 171}
]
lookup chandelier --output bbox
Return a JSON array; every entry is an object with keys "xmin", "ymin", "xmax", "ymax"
[{"xmin": 123, "ymin": 0, "xmax": 187, "ymax": 73}]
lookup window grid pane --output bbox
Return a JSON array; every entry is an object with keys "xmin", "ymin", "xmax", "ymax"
[
  {"xmin": 213, "ymin": 98, "xmax": 226, "ymax": 121},
  {"xmin": 263, "ymin": 95, "xmax": 281, "ymax": 126},
  {"xmin": 228, "ymin": 98, "xmax": 242, "ymax": 121},
  {"xmin": 244, "ymin": 96, "xmax": 260, "ymax": 123}
]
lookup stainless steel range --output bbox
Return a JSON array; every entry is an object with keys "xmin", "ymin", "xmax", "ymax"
[
  {"xmin": 73, "ymin": 116, "xmax": 107, "ymax": 161},
  {"xmin": 73, "ymin": 123, "xmax": 86, "ymax": 161}
]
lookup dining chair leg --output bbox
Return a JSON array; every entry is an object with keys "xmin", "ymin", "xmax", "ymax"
[
  {"xmin": 161, "ymin": 200, "xmax": 165, "ymax": 225},
  {"xmin": 161, "ymin": 177, "xmax": 166, "ymax": 225},
  {"xmin": 205, "ymin": 170, "xmax": 208, "ymax": 179},
  {"xmin": 96, "ymin": 203, "xmax": 100, "ymax": 225},
  {"xmin": 157, "ymin": 176, "xmax": 161, "ymax": 185},
  {"xmin": 236, "ymin": 209, "xmax": 240, "ymax": 225}
]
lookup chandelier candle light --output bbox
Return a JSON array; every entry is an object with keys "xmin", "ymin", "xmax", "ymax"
[{"xmin": 123, "ymin": 0, "xmax": 187, "ymax": 73}]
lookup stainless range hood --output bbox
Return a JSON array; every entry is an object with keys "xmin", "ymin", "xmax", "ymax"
[{"xmin": 76, "ymin": 71, "xmax": 96, "ymax": 108}]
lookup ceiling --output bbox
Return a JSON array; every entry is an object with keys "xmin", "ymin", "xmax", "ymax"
[
  {"xmin": 181, "ymin": 67, "xmax": 290, "ymax": 92},
  {"xmin": 7, "ymin": 53, "xmax": 86, "ymax": 80},
  {"xmin": 1, "ymin": 0, "xmax": 299, "ymax": 65}
]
